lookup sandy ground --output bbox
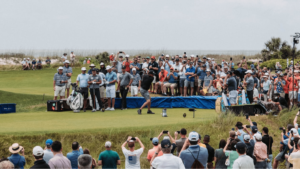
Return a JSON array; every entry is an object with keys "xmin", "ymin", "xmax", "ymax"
[{"xmin": 0, "ymin": 58, "xmax": 60, "ymax": 65}]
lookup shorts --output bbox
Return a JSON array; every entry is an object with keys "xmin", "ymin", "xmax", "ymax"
[
  {"xmin": 131, "ymin": 86, "xmax": 138, "ymax": 96},
  {"xmin": 80, "ymin": 87, "xmax": 89, "ymax": 99},
  {"xmin": 99, "ymin": 86, "xmax": 106, "ymax": 98},
  {"xmin": 164, "ymin": 83, "xmax": 177, "ymax": 88},
  {"xmin": 140, "ymin": 88, "xmax": 150, "ymax": 101},
  {"xmin": 253, "ymin": 88, "xmax": 259, "ymax": 98},
  {"xmin": 229, "ymin": 90, "xmax": 238, "ymax": 104},
  {"xmin": 180, "ymin": 78, "xmax": 185, "ymax": 87},
  {"xmin": 184, "ymin": 80, "xmax": 194, "ymax": 87},
  {"xmin": 117, "ymin": 73, "xmax": 122, "ymax": 81},
  {"xmin": 275, "ymin": 152, "xmax": 285, "ymax": 162},
  {"xmin": 71, "ymin": 59, "xmax": 75, "ymax": 63},
  {"xmin": 279, "ymin": 92, "xmax": 285, "ymax": 98},
  {"xmin": 106, "ymin": 85, "xmax": 116, "ymax": 98},
  {"xmin": 289, "ymin": 91, "xmax": 297, "ymax": 100},
  {"xmin": 66, "ymin": 79, "xmax": 71, "ymax": 89},
  {"xmin": 197, "ymin": 79, "xmax": 204, "ymax": 87},
  {"xmin": 158, "ymin": 81, "xmax": 167, "ymax": 85},
  {"xmin": 152, "ymin": 76, "xmax": 156, "ymax": 83},
  {"xmin": 54, "ymin": 86, "xmax": 66, "ymax": 97}
]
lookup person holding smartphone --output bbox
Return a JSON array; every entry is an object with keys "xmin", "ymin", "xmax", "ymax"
[{"xmin": 121, "ymin": 136, "xmax": 145, "ymax": 169}]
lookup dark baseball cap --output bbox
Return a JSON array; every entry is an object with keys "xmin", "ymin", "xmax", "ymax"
[
  {"xmin": 235, "ymin": 142, "xmax": 247, "ymax": 149},
  {"xmin": 252, "ymin": 126, "xmax": 258, "ymax": 133},
  {"xmin": 91, "ymin": 68, "xmax": 97, "ymax": 71},
  {"xmin": 175, "ymin": 58, "xmax": 179, "ymax": 61},
  {"xmin": 161, "ymin": 139, "xmax": 171, "ymax": 148},
  {"xmin": 149, "ymin": 70, "xmax": 155, "ymax": 75},
  {"xmin": 252, "ymin": 122, "xmax": 257, "ymax": 126},
  {"xmin": 122, "ymin": 66, "xmax": 126, "ymax": 69}
]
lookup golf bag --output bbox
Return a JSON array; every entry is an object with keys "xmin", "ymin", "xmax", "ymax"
[{"xmin": 67, "ymin": 83, "xmax": 83, "ymax": 112}]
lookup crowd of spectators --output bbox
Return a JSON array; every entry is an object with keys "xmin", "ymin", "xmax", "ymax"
[{"xmin": 2, "ymin": 111, "xmax": 300, "ymax": 169}]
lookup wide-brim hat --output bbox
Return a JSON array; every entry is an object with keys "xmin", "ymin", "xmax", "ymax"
[{"xmin": 9, "ymin": 143, "xmax": 23, "ymax": 153}]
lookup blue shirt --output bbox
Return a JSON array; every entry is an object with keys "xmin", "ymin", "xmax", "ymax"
[
  {"xmin": 76, "ymin": 74, "xmax": 89, "ymax": 88},
  {"xmin": 164, "ymin": 61, "xmax": 171, "ymax": 76},
  {"xmin": 130, "ymin": 63, "xmax": 142, "ymax": 74},
  {"xmin": 63, "ymin": 66, "xmax": 73, "ymax": 79},
  {"xmin": 276, "ymin": 80, "xmax": 286, "ymax": 93},
  {"xmin": 250, "ymin": 64, "xmax": 255, "ymax": 69},
  {"xmin": 67, "ymin": 148, "xmax": 83, "ymax": 169},
  {"xmin": 180, "ymin": 145, "xmax": 208, "ymax": 168},
  {"xmin": 186, "ymin": 66, "xmax": 195, "ymax": 82},
  {"xmin": 238, "ymin": 129, "xmax": 247, "ymax": 143},
  {"xmin": 196, "ymin": 68, "xmax": 206, "ymax": 80},
  {"xmin": 168, "ymin": 72, "xmax": 178, "ymax": 83},
  {"xmin": 8, "ymin": 154, "xmax": 26, "ymax": 169},
  {"xmin": 105, "ymin": 71, "xmax": 117, "ymax": 86},
  {"xmin": 32, "ymin": 61, "xmax": 36, "ymax": 65}
]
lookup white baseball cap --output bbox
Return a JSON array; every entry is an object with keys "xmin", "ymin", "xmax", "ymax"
[
  {"xmin": 243, "ymin": 134, "xmax": 250, "ymax": 141},
  {"xmin": 163, "ymin": 136, "xmax": 170, "ymax": 140},
  {"xmin": 245, "ymin": 70, "xmax": 253, "ymax": 74},
  {"xmin": 220, "ymin": 72, "xmax": 227, "ymax": 77},
  {"xmin": 188, "ymin": 131, "xmax": 199, "ymax": 141},
  {"xmin": 58, "ymin": 66, "xmax": 64, "ymax": 70},
  {"xmin": 125, "ymin": 55, "xmax": 130, "ymax": 58},
  {"xmin": 106, "ymin": 66, "xmax": 112, "ymax": 70},
  {"xmin": 100, "ymin": 63, "xmax": 104, "ymax": 66},
  {"xmin": 179, "ymin": 55, "xmax": 183, "ymax": 58},
  {"xmin": 254, "ymin": 133, "xmax": 262, "ymax": 141},
  {"xmin": 161, "ymin": 67, "xmax": 164, "ymax": 70},
  {"xmin": 64, "ymin": 60, "xmax": 70, "ymax": 64},
  {"xmin": 111, "ymin": 53, "xmax": 114, "ymax": 55},
  {"xmin": 105, "ymin": 141, "xmax": 112, "ymax": 147},
  {"xmin": 291, "ymin": 128, "xmax": 299, "ymax": 136},
  {"xmin": 212, "ymin": 58, "xmax": 215, "ymax": 60},
  {"xmin": 89, "ymin": 64, "xmax": 95, "ymax": 67},
  {"xmin": 166, "ymin": 55, "xmax": 170, "ymax": 57},
  {"xmin": 81, "ymin": 67, "xmax": 86, "ymax": 71},
  {"xmin": 207, "ymin": 58, "xmax": 211, "ymax": 60},
  {"xmin": 190, "ymin": 55, "xmax": 195, "ymax": 57},
  {"xmin": 132, "ymin": 68, "xmax": 136, "ymax": 71},
  {"xmin": 33, "ymin": 146, "xmax": 44, "ymax": 156}
]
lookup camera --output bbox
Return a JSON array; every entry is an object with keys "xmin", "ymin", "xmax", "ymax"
[
  {"xmin": 150, "ymin": 138, "xmax": 153, "ymax": 141},
  {"xmin": 246, "ymin": 125, "xmax": 251, "ymax": 128},
  {"xmin": 131, "ymin": 137, "xmax": 136, "ymax": 141},
  {"xmin": 177, "ymin": 131, "xmax": 181, "ymax": 134},
  {"xmin": 232, "ymin": 128, "xmax": 235, "ymax": 131},
  {"xmin": 230, "ymin": 57, "xmax": 232, "ymax": 61},
  {"xmin": 119, "ymin": 51, "xmax": 123, "ymax": 53},
  {"xmin": 163, "ymin": 130, "xmax": 168, "ymax": 134},
  {"xmin": 279, "ymin": 127, "xmax": 283, "ymax": 130},
  {"xmin": 184, "ymin": 52, "xmax": 186, "ymax": 54},
  {"xmin": 183, "ymin": 61, "xmax": 187, "ymax": 64},
  {"xmin": 243, "ymin": 56, "xmax": 245, "ymax": 59}
]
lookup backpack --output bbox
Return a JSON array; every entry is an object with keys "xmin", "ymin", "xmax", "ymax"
[{"xmin": 188, "ymin": 147, "xmax": 205, "ymax": 169}]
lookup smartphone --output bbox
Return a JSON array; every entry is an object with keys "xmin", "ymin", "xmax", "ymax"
[
  {"xmin": 243, "ymin": 56, "xmax": 245, "ymax": 59},
  {"xmin": 246, "ymin": 125, "xmax": 251, "ymax": 128},
  {"xmin": 150, "ymin": 138, "xmax": 153, "ymax": 141},
  {"xmin": 196, "ymin": 55, "xmax": 199, "ymax": 58},
  {"xmin": 184, "ymin": 52, "xmax": 186, "ymax": 54},
  {"xmin": 119, "ymin": 51, "xmax": 123, "ymax": 53},
  {"xmin": 131, "ymin": 137, "xmax": 136, "ymax": 141},
  {"xmin": 279, "ymin": 127, "xmax": 283, "ymax": 130},
  {"xmin": 231, "ymin": 128, "xmax": 235, "ymax": 131},
  {"xmin": 177, "ymin": 131, "xmax": 181, "ymax": 134},
  {"xmin": 163, "ymin": 130, "xmax": 168, "ymax": 134},
  {"xmin": 138, "ymin": 56, "xmax": 141, "ymax": 58},
  {"xmin": 246, "ymin": 115, "xmax": 249, "ymax": 119},
  {"xmin": 230, "ymin": 57, "xmax": 232, "ymax": 61},
  {"xmin": 259, "ymin": 61, "xmax": 263, "ymax": 63}
]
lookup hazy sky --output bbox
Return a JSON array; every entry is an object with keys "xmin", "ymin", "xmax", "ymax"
[{"xmin": 1, "ymin": 0, "xmax": 299, "ymax": 50}]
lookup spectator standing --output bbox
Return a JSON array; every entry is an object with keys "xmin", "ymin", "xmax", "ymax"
[
  {"xmin": 43, "ymin": 139, "xmax": 54, "ymax": 164},
  {"xmin": 253, "ymin": 133, "xmax": 268, "ymax": 169},
  {"xmin": 116, "ymin": 53, "xmax": 124, "ymax": 81},
  {"xmin": 98, "ymin": 70, "xmax": 106, "ymax": 105},
  {"xmin": 45, "ymin": 57, "xmax": 51, "ymax": 66},
  {"xmin": 203, "ymin": 135, "xmax": 215, "ymax": 169},
  {"xmin": 137, "ymin": 70, "xmax": 155, "ymax": 115},
  {"xmin": 76, "ymin": 67, "xmax": 89, "ymax": 112},
  {"xmin": 30, "ymin": 146, "xmax": 50, "ymax": 169},
  {"xmin": 243, "ymin": 135, "xmax": 254, "ymax": 159},
  {"xmin": 130, "ymin": 57, "xmax": 142, "ymax": 75},
  {"xmin": 261, "ymin": 76, "xmax": 272, "ymax": 101},
  {"xmin": 61, "ymin": 53, "xmax": 67, "ymax": 63},
  {"xmin": 287, "ymin": 71, "xmax": 298, "ymax": 108},
  {"xmin": 235, "ymin": 122, "xmax": 247, "ymax": 143},
  {"xmin": 180, "ymin": 131, "xmax": 208, "ymax": 168},
  {"xmin": 0, "ymin": 160, "xmax": 14, "ymax": 169},
  {"xmin": 105, "ymin": 66, "xmax": 117, "ymax": 111},
  {"xmin": 274, "ymin": 74, "xmax": 286, "ymax": 98},
  {"xmin": 162, "ymin": 55, "xmax": 172, "ymax": 75},
  {"xmin": 150, "ymin": 139, "xmax": 185, "ymax": 169},
  {"xmin": 224, "ymin": 71, "xmax": 237, "ymax": 105},
  {"xmin": 121, "ymin": 136, "xmax": 145, "ymax": 169},
  {"xmin": 66, "ymin": 142, "xmax": 83, "ymax": 169},
  {"xmin": 88, "ymin": 68, "xmax": 103, "ymax": 112},
  {"xmin": 117, "ymin": 66, "xmax": 133, "ymax": 110},
  {"xmin": 232, "ymin": 142, "xmax": 255, "ymax": 169},
  {"xmin": 123, "ymin": 55, "xmax": 131, "ymax": 73},
  {"xmin": 223, "ymin": 138, "xmax": 239, "ymax": 169},
  {"xmin": 48, "ymin": 141, "xmax": 71, "ymax": 169},
  {"xmin": 70, "ymin": 51, "xmax": 75, "ymax": 66},
  {"xmin": 214, "ymin": 139, "xmax": 227, "ymax": 169},
  {"xmin": 202, "ymin": 69, "xmax": 213, "ymax": 95},
  {"xmin": 179, "ymin": 61, "xmax": 187, "ymax": 96},
  {"xmin": 8, "ymin": 143, "xmax": 26, "ymax": 169},
  {"xmin": 262, "ymin": 127, "xmax": 273, "ymax": 169},
  {"xmin": 109, "ymin": 53, "xmax": 115, "ymax": 64},
  {"xmin": 162, "ymin": 67, "xmax": 178, "ymax": 96},
  {"xmin": 53, "ymin": 67, "xmax": 67, "ymax": 100},
  {"xmin": 148, "ymin": 56, "xmax": 159, "ymax": 93},
  {"xmin": 288, "ymin": 140, "xmax": 300, "ymax": 169},
  {"xmin": 196, "ymin": 65, "xmax": 207, "ymax": 94},
  {"xmin": 98, "ymin": 141, "xmax": 121, "ymax": 169},
  {"xmin": 147, "ymin": 138, "xmax": 163, "ymax": 162},
  {"xmin": 83, "ymin": 149, "xmax": 97, "ymax": 169},
  {"xmin": 244, "ymin": 70, "xmax": 254, "ymax": 103},
  {"xmin": 184, "ymin": 62, "xmax": 196, "ymax": 96},
  {"xmin": 174, "ymin": 128, "xmax": 187, "ymax": 155},
  {"xmin": 99, "ymin": 63, "xmax": 107, "ymax": 75},
  {"xmin": 63, "ymin": 60, "xmax": 73, "ymax": 97},
  {"xmin": 131, "ymin": 68, "xmax": 141, "ymax": 97},
  {"xmin": 78, "ymin": 154, "xmax": 92, "ymax": 169}
]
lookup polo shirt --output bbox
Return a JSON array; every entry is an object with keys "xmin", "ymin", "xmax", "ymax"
[
  {"xmin": 119, "ymin": 72, "xmax": 133, "ymax": 87},
  {"xmin": 37, "ymin": 61, "xmax": 42, "ymax": 65},
  {"xmin": 76, "ymin": 73, "xmax": 89, "ymax": 88},
  {"xmin": 117, "ymin": 61, "xmax": 123, "ymax": 73},
  {"xmin": 21, "ymin": 61, "xmax": 26, "ymax": 65},
  {"xmin": 180, "ymin": 145, "xmax": 208, "ymax": 168},
  {"xmin": 227, "ymin": 76, "xmax": 237, "ymax": 91},
  {"xmin": 246, "ymin": 76, "xmax": 254, "ymax": 91},
  {"xmin": 32, "ymin": 61, "xmax": 36, "ymax": 65},
  {"xmin": 147, "ymin": 146, "xmax": 163, "ymax": 161},
  {"xmin": 105, "ymin": 71, "xmax": 117, "ymax": 87},
  {"xmin": 66, "ymin": 148, "xmax": 83, "ymax": 169},
  {"xmin": 53, "ymin": 73, "xmax": 67, "ymax": 86},
  {"xmin": 204, "ymin": 75, "xmax": 213, "ymax": 87},
  {"xmin": 232, "ymin": 155, "xmax": 255, "ymax": 169},
  {"xmin": 130, "ymin": 62, "xmax": 142, "ymax": 74},
  {"xmin": 43, "ymin": 149, "xmax": 54, "ymax": 164},
  {"xmin": 63, "ymin": 66, "xmax": 73, "ymax": 79},
  {"xmin": 98, "ymin": 150, "xmax": 120, "ymax": 169},
  {"xmin": 8, "ymin": 154, "xmax": 26, "ymax": 169},
  {"xmin": 30, "ymin": 159, "xmax": 50, "ymax": 169},
  {"xmin": 88, "ymin": 74, "xmax": 102, "ymax": 89},
  {"xmin": 141, "ymin": 75, "xmax": 154, "ymax": 90},
  {"xmin": 48, "ymin": 153, "xmax": 72, "ymax": 169},
  {"xmin": 163, "ymin": 60, "xmax": 171, "ymax": 75},
  {"xmin": 168, "ymin": 72, "xmax": 178, "ymax": 83},
  {"xmin": 131, "ymin": 73, "xmax": 141, "ymax": 86},
  {"xmin": 197, "ymin": 68, "xmax": 206, "ymax": 80},
  {"xmin": 98, "ymin": 72, "xmax": 106, "ymax": 87},
  {"xmin": 46, "ymin": 59, "xmax": 51, "ymax": 63},
  {"xmin": 159, "ymin": 70, "xmax": 169, "ymax": 82},
  {"xmin": 186, "ymin": 66, "xmax": 195, "ymax": 82},
  {"xmin": 152, "ymin": 154, "xmax": 185, "ymax": 169}
]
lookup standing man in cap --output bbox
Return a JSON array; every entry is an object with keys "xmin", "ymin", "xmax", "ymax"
[
  {"xmin": 88, "ymin": 63, "xmax": 96, "ymax": 75},
  {"xmin": 76, "ymin": 67, "xmax": 90, "ymax": 112},
  {"xmin": 99, "ymin": 62, "xmax": 107, "ymax": 75},
  {"xmin": 253, "ymin": 133, "xmax": 268, "ymax": 169},
  {"xmin": 116, "ymin": 52, "xmax": 125, "ymax": 81},
  {"xmin": 274, "ymin": 74, "xmax": 286, "ymax": 98},
  {"xmin": 179, "ymin": 60, "xmax": 187, "ymax": 96},
  {"xmin": 130, "ymin": 57, "xmax": 142, "ymax": 75},
  {"xmin": 43, "ymin": 139, "xmax": 54, "ymax": 164},
  {"xmin": 123, "ymin": 54, "xmax": 131, "ymax": 73},
  {"xmin": 117, "ymin": 66, "xmax": 133, "ymax": 110},
  {"xmin": 224, "ymin": 71, "xmax": 238, "ymax": 105},
  {"xmin": 8, "ymin": 143, "xmax": 26, "ymax": 169},
  {"xmin": 63, "ymin": 60, "xmax": 73, "ymax": 97},
  {"xmin": 148, "ymin": 56, "xmax": 159, "ymax": 93},
  {"xmin": 105, "ymin": 66, "xmax": 117, "ymax": 111},
  {"xmin": 98, "ymin": 141, "xmax": 121, "ymax": 169},
  {"xmin": 163, "ymin": 55, "xmax": 172, "ymax": 75},
  {"xmin": 147, "ymin": 137, "xmax": 163, "ymax": 162},
  {"xmin": 131, "ymin": 68, "xmax": 141, "ymax": 97},
  {"xmin": 109, "ymin": 53, "xmax": 115, "ymax": 64},
  {"xmin": 244, "ymin": 70, "xmax": 254, "ymax": 103},
  {"xmin": 70, "ymin": 51, "xmax": 75, "ymax": 66},
  {"xmin": 53, "ymin": 67, "xmax": 68, "ymax": 100},
  {"xmin": 30, "ymin": 146, "xmax": 50, "ymax": 169},
  {"xmin": 61, "ymin": 53, "xmax": 67, "ymax": 63},
  {"xmin": 180, "ymin": 131, "xmax": 208, "ymax": 168},
  {"xmin": 138, "ymin": 70, "xmax": 155, "ymax": 115},
  {"xmin": 88, "ymin": 68, "xmax": 104, "ymax": 112},
  {"xmin": 184, "ymin": 62, "xmax": 196, "ymax": 96},
  {"xmin": 287, "ymin": 70, "xmax": 299, "ymax": 108},
  {"xmin": 121, "ymin": 136, "xmax": 145, "ymax": 169},
  {"xmin": 232, "ymin": 142, "xmax": 255, "ymax": 169}
]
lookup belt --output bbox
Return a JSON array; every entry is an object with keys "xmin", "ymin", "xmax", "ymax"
[
  {"xmin": 131, "ymin": 84, "xmax": 138, "ymax": 86},
  {"xmin": 55, "ymin": 85, "xmax": 65, "ymax": 87}
]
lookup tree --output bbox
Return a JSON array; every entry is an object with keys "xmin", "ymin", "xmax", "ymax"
[{"xmin": 261, "ymin": 37, "xmax": 294, "ymax": 60}]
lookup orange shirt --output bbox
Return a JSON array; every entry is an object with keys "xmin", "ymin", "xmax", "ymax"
[
  {"xmin": 123, "ymin": 61, "xmax": 130, "ymax": 72},
  {"xmin": 109, "ymin": 55, "xmax": 114, "ymax": 61},
  {"xmin": 159, "ymin": 70, "xmax": 168, "ymax": 82},
  {"xmin": 283, "ymin": 78, "xmax": 289, "ymax": 94},
  {"xmin": 87, "ymin": 60, "xmax": 90, "ymax": 64},
  {"xmin": 147, "ymin": 146, "xmax": 163, "ymax": 161},
  {"xmin": 288, "ymin": 77, "xmax": 298, "ymax": 91}
]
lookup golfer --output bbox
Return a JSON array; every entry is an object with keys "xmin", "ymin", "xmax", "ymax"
[
  {"xmin": 63, "ymin": 60, "xmax": 73, "ymax": 97},
  {"xmin": 53, "ymin": 67, "xmax": 68, "ymax": 100},
  {"xmin": 88, "ymin": 68, "xmax": 104, "ymax": 112},
  {"xmin": 105, "ymin": 66, "xmax": 117, "ymax": 111},
  {"xmin": 76, "ymin": 67, "xmax": 90, "ymax": 112},
  {"xmin": 137, "ymin": 70, "xmax": 155, "ymax": 115}
]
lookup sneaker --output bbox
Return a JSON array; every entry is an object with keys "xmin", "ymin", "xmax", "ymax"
[
  {"xmin": 83, "ymin": 108, "xmax": 86, "ymax": 112},
  {"xmin": 101, "ymin": 108, "xmax": 105, "ymax": 112},
  {"xmin": 92, "ymin": 109, "xmax": 96, "ymax": 112},
  {"xmin": 105, "ymin": 107, "xmax": 111, "ymax": 111},
  {"xmin": 147, "ymin": 110, "xmax": 155, "ymax": 114},
  {"xmin": 123, "ymin": 108, "xmax": 127, "ymax": 110},
  {"xmin": 162, "ymin": 93, "xmax": 167, "ymax": 96},
  {"xmin": 137, "ymin": 109, "xmax": 142, "ymax": 115},
  {"xmin": 110, "ymin": 108, "xmax": 115, "ymax": 111}
]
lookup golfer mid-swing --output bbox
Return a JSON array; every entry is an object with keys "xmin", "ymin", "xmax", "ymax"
[{"xmin": 88, "ymin": 68, "xmax": 104, "ymax": 112}]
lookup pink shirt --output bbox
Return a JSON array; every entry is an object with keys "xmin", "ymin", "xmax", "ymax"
[
  {"xmin": 254, "ymin": 141, "xmax": 268, "ymax": 162},
  {"xmin": 48, "ymin": 153, "xmax": 72, "ymax": 169}
]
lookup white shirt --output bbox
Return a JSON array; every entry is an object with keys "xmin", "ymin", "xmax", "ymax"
[
  {"xmin": 98, "ymin": 72, "xmax": 106, "ymax": 86},
  {"xmin": 173, "ymin": 63, "xmax": 182, "ymax": 72},
  {"xmin": 61, "ymin": 56, "xmax": 67, "ymax": 60},
  {"xmin": 43, "ymin": 149, "xmax": 54, "ymax": 164},
  {"xmin": 288, "ymin": 151, "xmax": 300, "ymax": 169},
  {"xmin": 142, "ymin": 62, "xmax": 149, "ymax": 69},
  {"xmin": 21, "ymin": 61, "xmax": 26, "ymax": 65},
  {"xmin": 70, "ymin": 53, "xmax": 76, "ymax": 60},
  {"xmin": 232, "ymin": 155, "xmax": 255, "ymax": 169},
  {"xmin": 180, "ymin": 65, "xmax": 187, "ymax": 79},
  {"xmin": 152, "ymin": 154, "xmax": 185, "ymax": 169},
  {"xmin": 122, "ymin": 147, "xmax": 143, "ymax": 169}
]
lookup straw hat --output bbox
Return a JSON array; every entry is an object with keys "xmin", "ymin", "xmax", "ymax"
[{"xmin": 9, "ymin": 143, "xmax": 23, "ymax": 154}]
